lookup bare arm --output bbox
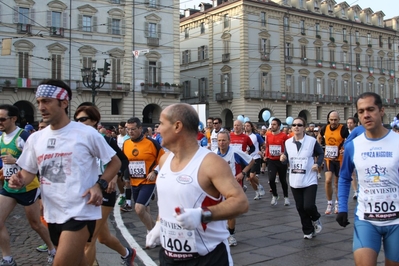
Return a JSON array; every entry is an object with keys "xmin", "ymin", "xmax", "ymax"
[
  {"xmin": 8, "ymin": 169, "xmax": 36, "ymax": 189},
  {"xmin": 198, "ymin": 153, "xmax": 249, "ymax": 221}
]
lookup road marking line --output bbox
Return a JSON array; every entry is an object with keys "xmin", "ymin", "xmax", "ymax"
[{"xmin": 114, "ymin": 203, "xmax": 157, "ymax": 266}]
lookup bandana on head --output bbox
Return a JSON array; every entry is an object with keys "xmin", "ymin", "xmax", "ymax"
[{"xmin": 36, "ymin": 84, "xmax": 69, "ymax": 101}]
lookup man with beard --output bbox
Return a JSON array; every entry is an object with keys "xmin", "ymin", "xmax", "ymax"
[{"xmin": 317, "ymin": 111, "xmax": 349, "ymax": 215}]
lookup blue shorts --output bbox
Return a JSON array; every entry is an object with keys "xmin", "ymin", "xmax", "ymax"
[
  {"xmin": 353, "ymin": 220, "xmax": 399, "ymax": 262},
  {"xmin": 132, "ymin": 184, "xmax": 156, "ymax": 206},
  {"xmin": 0, "ymin": 188, "xmax": 40, "ymax": 206}
]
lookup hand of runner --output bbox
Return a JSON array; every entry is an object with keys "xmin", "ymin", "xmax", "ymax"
[
  {"xmin": 1, "ymin": 153, "xmax": 16, "ymax": 164},
  {"xmin": 311, "ymin": 164, "xmax": 318, "ymax": 171},
  {"xmin": 146, "ymin": 221, "xmax": 161, "ymax": 248},
  {"xmin": 174, "ymin": 207, "xmax": 202, "ymax": 230},
  {"xmin": 8, "ymin": 171, "xmax": 25, "ymax": 188},
  {"xmin": 83, "ymin": 185, "xmax": 103, "ymax": 206}
]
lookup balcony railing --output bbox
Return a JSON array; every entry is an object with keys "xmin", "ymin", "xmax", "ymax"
[
  {"xmin": 243, "ymin": 90, "xmax": 353, "ymax": 104},
  {"xmin": 222, "ymin": 53, "xmax": 230, "ymax": 63},
  {"xmin": 301, "ymin": 58, "xmax": 308, "ymax": 66},
  {"xmin": 215, "ymin": 91, "xmax": 233, "ymax": 102},
  {"xmin": 181, "ymin": 95, "xmax": 208, "ymax": 104},
  {"xmin": 141, "ymin": 85, "xmax": 181, "ymax": 96},
  {"xmin": 50, "ymin": 27, "xmax": 64, "ymax": 37},
  {"xmin": 261, "ymin": 53, "xmax": 270, "ymax": 61},
  {"xmin": 17, "ymin": 23, "xmax": 32, "ymax": 34},
  {"xmin": 147, "ymin": 37, "xmax": 159, "ymax": 47},
  {"xmin": 76, "ymin": 81, "xmax": 130, "ymax": 95},
  {"xmin": 284, "ymin": 56, "xmax": 292, "ymax": 63}
]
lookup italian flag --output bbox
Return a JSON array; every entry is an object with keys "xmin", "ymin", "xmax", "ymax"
[{"xmin": 17, "ymin": 78, "xmax": 31, "ymax": 88}]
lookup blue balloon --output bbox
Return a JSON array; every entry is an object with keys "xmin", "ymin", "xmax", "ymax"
[
  {"xmin": 237, "ymin": 115, "xmax": 244, "ymax": 122},
  {"xmin": 198, "ymin": 121, "xmax": 204, "ymax": 131},
  {"xmin": 286, "ymin": 116, "xmax": 294, "ymax": 126},
  {"xmin": 244, "ymin": 117, "xmax": 250, "ymax": 122},
  {"xmin": 269, "ymin": 117, "xmax": 275, "ymax": 124},
  {"xmin": 262, "ymin": 110, "xmax": 271, "ymax": 122}
]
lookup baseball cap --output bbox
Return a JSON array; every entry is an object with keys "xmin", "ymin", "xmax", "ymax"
[
  {"xmin": 309, "ymin": 123, "xmax": 315, "ymax": 127},
  {"xmin": 261, "ymin": 126, "xmax": 267, "ymax": 130},
  {"xmin": 24, "ymin": 124, "xmax": 34, "ymax": 132},
  {"xmin": 314, "ymin": 127, "xmax": 319, "ymax": 131}
]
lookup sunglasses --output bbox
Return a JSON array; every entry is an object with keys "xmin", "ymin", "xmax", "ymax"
[
  {"xmin": 292, "ymin": 124, "xmax": 304, "ymax": 127},
  {"xmin": 0, "ymin": 117, "xmax": 10, "ymax": 122},
  {"xmin": 75, "ymin": 117, "xmax": 90, "ymax": 122},
  {"xmin": 213, "ymin": 122, "xmax": 219, "ymax": 125}
]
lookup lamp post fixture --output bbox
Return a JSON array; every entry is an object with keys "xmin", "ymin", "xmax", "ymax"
[{"xmin": 81, "ymin": 59, "xmax": 110, "ymax": 105}]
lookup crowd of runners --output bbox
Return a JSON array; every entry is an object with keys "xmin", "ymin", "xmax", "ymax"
[{"xmin": 0, "ymin": 79, "xmax": 398, "ymax": 266}]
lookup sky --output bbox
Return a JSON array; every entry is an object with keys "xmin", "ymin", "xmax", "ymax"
[{"xmin": 179, "ymin": 0, "xmax": 396, "ymax": 19}]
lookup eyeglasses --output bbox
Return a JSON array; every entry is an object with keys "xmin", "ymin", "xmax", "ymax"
[
  {"xmin": 126, "ymin": 127, "xmax": 139, "ymax": 132},
  {"xmin": 0, "ymin": 117, "xmax": 10, "ymax": 122},
  {"xmin": 75, "ymin": 117, "xmax": 90, "ymax": 122},
  {"xmin": 292, "ymin": 124, "xmax": 304, "ymax": 127},
  {"xmin": 213, "ymin": 122, "xmax": 219, "ymax": 125}
]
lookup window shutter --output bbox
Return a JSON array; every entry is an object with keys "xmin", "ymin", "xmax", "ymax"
[
  {"xmin": 220, "ymin": 74, "xmax": 223, "ymax": 92},
  {"xmin": 291, "ymin": 75, "xmax": 295, "ymax": 93},
  {"xmin": 267, "ymin": 39, "xmax": 271, "ymax": 54},
  {"xmin": 63, "ymin": 12, "xmax": 67, "ymax": 28},
  {"xmin": 24, "ymin": 52, "xmax": 29, "ymax": 78},
  {"xmin": 107, "ymin": 18, "xmax": 112, "ymax": 34},
  {"xmin": 121, "ymin": 19, "xmax": 125, "ymax": 35},
  {"xmin": 93, "ymin": 16, "xmax": 97, "ymax": 32},
  {"xmin": 306, "ymin": 77, "xmax": 310, "ymax": 94},
  {"xmin": 198, "ymin": 47, "xmax": 201, "ymax": 61},
  {"xmin": 30, "ymin": 9, "xmax": 35, "ymax": 25},
  {"xmin": 18, "ymin": 53, "xmax": 23, "ymax": 78},
  {"xmin": 14, "ymin": 7, "xmax": 18, "ymax": 23},
  {"xmin": 57, "ymin": 55, "xmax": 62, "ymax": 79},
  {"xmin": 205, "ymin": 46, "xmax": 208, "ymax": 59},
  {"xmin": 259, "ymin": 72, "xmax": 263, "ymax": 91},
  {"xmin": 291, "ymin": 43, "xmax": 294, "ymax": 58},
  {"xmin": 47, "ymin": 11, "xmax": 51, "ymax": 26},
  {"xmin": 298, "ymin": 76, "xmax": 302, "ymax": 93},
  {"xmin": 157, "ymin": 23, "xmax": 161, "ymax": 38},
  {"xmin": 51, "ymin": 54, "xmax": 56, "ymax": 78},
  {"xmin": 322, "ymin": 78, "xmax": 325, "ymax": 95},
  {"xmin": 144, "ymin": 22, "xmax": 149, "ymax": 37},
  {"xmin": 181, "ymin": 51, "xmax": 184, "ymax": 64},
  {"xmin": 258, "ymin": 38, "xmax": 261, "ymax": 53},
  {"xmin": 268, "ymin": 73, "xmax": 272, "ymax": 91},
  {"xmin": 188, "ymin": 50, "xmax": 191, "ymax": 63},
  {"xmin": 144, "ymin": 60, "xmax": 149, "ymax": 82},
  {"xmin": 78, "ymin": 14, "xmax": 83, "ymax": 30},
  {"xmin": 314, "ymin": 78, "xmax": 317, "ymax": 94},
  {"xmin": 157, "ymin": 61, "xmax": 162, "ymax": 83},
  {"xmin": 112, "ymin": 58, "xmax": 116, "ymax": 84}
]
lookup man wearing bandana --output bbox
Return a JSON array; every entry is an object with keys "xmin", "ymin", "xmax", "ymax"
[{"xmin": 8, "ymin": 79, "xmax": 121, "ymax": 266}]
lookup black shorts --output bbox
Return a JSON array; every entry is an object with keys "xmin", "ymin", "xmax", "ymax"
[
  {"xmin": 132, "ymin": 184, "xmax": 156, "ymax": 206},
  {"xmin": 249, "ymin": 158, "xmax": 262, "ymax": 174},
  {"xmin": 48, "ymin": 219, "xmax": 96, "ymax": 246},
  {"xmin": 159, "ymin": 241, "xmax": 229, "ymax": 266},
  {"xmin": 0, "ymin": 188, "xmax": 40, "ymax": 206},
  {"xmin": 102, "ymin": 191, "xmax": 116, "ymax": 207},
  {"xmin": 324, "ymin": 160, "xmax": 341, "ymax": 177}
]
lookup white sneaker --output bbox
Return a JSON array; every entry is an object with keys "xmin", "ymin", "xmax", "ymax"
[
  {"xmin": 258, "ymin": 184, "xmax": 265, "ymax": 196},
  {"xmin": 312, "ymin": 219, "xmax": 322, "ymax": 234},
  {"xmin": 271, "ymin": 195, "xmax": 279, "ymax": 206},
  {"xmin": 254, "ymin": 191, "xmax": 261, "ymax": 200},
  {"xmin": 303, "ymin": 232, "xmax": 315, "ymax": 239},
  {"xmin": 325, "ymin": 204, "xmax": 332, "ymax": 215},
  {"xmin": 317, "ymin": 173, "xmax": 321, "ymax": 179},
  {"xmin": 284, "ymin": 197, "xmax": 290, "ymax": 206},
  {"xmin": 275, "ymin": 176, "xmax": 280, "ymax": 183},
  {"xmin": 228, "ymin": 235, "xmax": 237, "ymax": 246},
  {"xmin": 334, "ymin": 202, "xmax": 339, "ymax": 214}
]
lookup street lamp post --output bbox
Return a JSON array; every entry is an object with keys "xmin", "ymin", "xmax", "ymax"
[{"xmin": 81, "ymin": 60, "xmax": 109, "ymax": 105}]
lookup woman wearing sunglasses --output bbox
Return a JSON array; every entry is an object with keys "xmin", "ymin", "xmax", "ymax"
[
  {"xmin": 280, "ymin": 117, "xmax": 324, "ymax": 240},
  {"xmin": 73, "ymin": 105, "xmax": 135, "ymax": 266}
]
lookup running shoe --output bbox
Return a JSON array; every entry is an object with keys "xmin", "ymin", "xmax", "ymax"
[
  {"xmin": 317, "ymin": 173, "xmax": 321, "ymax": 179},
  {"xmin": 334, "ymin": 202, "xmax": 339, "ymax": 214},
  {"xmin": 284, "ymin": 197, "xmax": 290, "ymax": 206},
  {"xmin": 47, "ymin": 253, "xmax": 55, "ymax": 265},
  {"xmin": 353, "ymin": 192, "xmax": 358, "ymax": 200},
  {"xmin": 258, "ymin": 184, "xmax": 265, "ymax": 196},
  {"xmin": 271, "ymin": 195, "xmax": 279, "ymax": 206},
  {"xmin": 303, "ymin": 232, "xmax": 315, "ymax": 239},
  {"xmin": 254, "ymin": 191, "xmax": 261, "ymax": 200},
  {"xmin": 243, "ymin": 185, "xmax": 247, "ymax": 192},
  {"xmin": 36, "ymin": 243, "xmax": 48, "ymax": 252},
  {"xmin": 118, "ymin": 196, "xmax": 126, "ymax": 206},
  {"xmin": 325, "ymin": 203, "xmax": 332, "ymax": 215},
  {"xmin": 120, "ymin": 204, "xmax": 133, "ymax": 212},
  {"xmin": 121, "ymin": 247, "xmax": 136, "ymax": 266},
  {"xmin": 228, "ymin": 235, "xmax": 237, "ymax": 246},
  {"xmin": 275, "ymin": 176, "xmax": 280, "ymax": 183},
  {"xmin": 313, "ymin": 219, "xmax": 322, "ymax": 234},
  {"xmin": 0, "ymin": 258, "xmax": 16, "ymax": 266}
]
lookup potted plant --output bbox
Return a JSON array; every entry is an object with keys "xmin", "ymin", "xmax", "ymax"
[
  {"xmin": 329, "ymin": 37, "xmax": 335, "ymax": 43},
  {"xmin": 140, "ymin": 82, "xmax": 145, "ymax": 86},
  {"xmin": 153, "ymin": 82, "xmax": 159, "ymax": 88},
  {"xmin": 171, "ymin": 83, "xmax": 177, "ymax": 87},
  {"xmin": 4, "ymin": 80, "xmax": 11, "ymax": 87},
  {"xmin": 165, "ymin": 82, "xmax": 170, "ymax": 87}
]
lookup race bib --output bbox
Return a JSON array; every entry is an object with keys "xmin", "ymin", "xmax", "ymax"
[
  {"xmin": 291, "ymin": 157, "xmax": 308, "ymax": 174},
  {"xmin": 269, "ymin": 145, "xmax": 281, "ymax": 156},
  {"xmin": 364, "ymin": 192, "xmax": 399, "ymax": 222},
  {"xmin": 128, "ymin": 161, "xmax": 146, "ymax": 178},
  {"xmin": 211, "ymin": 138, "xmax": 218, "ymax": 151},
  {"xmin": 325, "ymin": 146, "xmax": 338, "ymax": 159},
  {"xmin": 160, "ymin": 220, "xmax": 198, "ymax": 260},
  {"xmin": 230, "ymin": 143, "xmax": 242, "ymax": 151},
  {"xmin": 3, "ymin": 164, "xmax": 21, "ymax": 180}
]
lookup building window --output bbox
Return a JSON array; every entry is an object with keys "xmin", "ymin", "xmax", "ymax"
[
  {"xmin": 286, "ymin": 75, "xmax": 292, "ymax": 92},
  {"xmin": 198, "ymin": 46, "xmax": 208, "ymax": 60},
  {"xmin": 379, "ymin": 35, "xmax": 383, "ymax": 48},
  {"xmin": 388, "ymin": 37, "xmax": 392, "ymax": 49},
  {"xmin": 343, "ymin": 28, "xmax": 347, "ymax": 41},
  {"xmin": 200, "ymin": 22, "xmax": 205, "ymax": 34},
  {"xmin": 379, "ymin": 57, "xmax": 384, "ymax": 69},
  {"xmin": 260, "ymin": 12, "xmax": 266, "ymax": 27},
  {"xmin": 356, "ymin": 81, "xmax": 361, "ymax": 96},
  {"xmin": 329, "ymin": 79, "xmax": 336, "ymax": 95},
  {"xmin": 182, "ymin": 50, "xmax": 190, "ymax": 64},
  {"xmin": 355, "ymin": 31, "xmax": 359, "ymax": 43},
  {"xmin": 285, "ymin": 42, "xmax": 291, "ymax": 58},
  {"xmin": 367, "ymin": 55, "xmax": 372, "ymax": 67},
  {"xmin": 315, "ymin": 23, "xmax": 320, "ymax": 36},
  {"xmin": 83, "ymin": 16, "xmax": 92, "ymax": 32},
  {"xmin": 301, "ymin": 45, "xmax": 306, "ymax": 59},
  {"xmin": 343, "ymin": 80, "xmax": 348, "ymax": 95},
  {"xmin": 148, "ymin": 22, "xmax": 157, "ymax": 38},
  {"xmin": 222, "ymin": 73, "xmax": 230, "ymax": 92},
  {"xmin": 284, "ymin": 16, "xmax": 289, "ymax": 31},
  {"xmin": 341, "ymin": 8, "xmax": 345, "ymax": 17},
  {"xmin": 51, "ymin": 54, "xmax": 62, "ymax": 80},
  {"xmin": 300, "ymin": 20, "xmax": 305, "ymax": 35},
  {"xmin": 260, "ymin": 38, "xmax": 268, "ymax": 55},
  {"xmin": 329, "ymin": 26, "xmax": 333, "ymax": 39},
  {"xmin": 19, "ymin": 7, "xmax": 30, "ymax": 24},
  {"xmin": 328, "ymin": 3, "xmax": 333, "ymax": 13},
  {"xmin": 356, "ymin": 53, "xmax": 360, "ymax": 67},
  {"xmin": 330, "ymin": 50, "xmax": 335, "ymax": 62},
  {"xmin": 299, "ymin": 0, "xmax": 304, "ymax": 8},
  {"xmin": 316, "ymin": 78, "xmax": 322, "ymax": 94},
  {"xmin": 260, "ymin": 72, "xmax": 268, "ymax": 91},
  {"xmin": 223, "ymin": 39, "xmax": 230, "ymax": 54},
  {"xmin": 183, "ymin": 81, "xmax": 191, "ymax": 97},
  {"xmin": 314, "ymin": 1, "xmax": 319, "ymax": 10},
  {"xmin": 367, "ymin": 33, "xmax": 371, "ymax": 45},
  {"xmin": 316, "ymin": 47, "xmax": 322, "ymax": 61},
  {"xmin": 18, "ymin": 52, "xmax": 29, "ymax": 78},
  {"xmin": 148, "ymin": 61, "xmax": 157, "ymax": 84},
  {"xmin": 111, "ymin": 99, "xmax": 121, "ymax": 115},
  {"xmin": 300, "ymin": 76, "xmax": 307, "ymax": 93},
  {"xmin": 112, "ymin": 19, "xmax": 121, "ymax": 35},
  {"xmin": 184, "ymin": 28, "xmax": 189, "ymax": 39},
  {"xmin": 111, "ymin": 58, "xmax": 121, "ymax": 84},
  {"xmin": 52, "ymin": 11, "xmax": 61, "ymax": 28},
  {"xmin": 224, "ymin": 14, "xmax": 229, "ymax": 28},
  {"xmin": 366, "ymin": 13, "xmax": 370, "ymax": 23},
  {"xmin": 148, "ymin": 0, "xmax": 157, "ymax": 8}
]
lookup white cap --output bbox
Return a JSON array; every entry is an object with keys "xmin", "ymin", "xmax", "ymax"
[{"xmin": 261, "ymin": 126, "xmax": 267, "ymax": 130}]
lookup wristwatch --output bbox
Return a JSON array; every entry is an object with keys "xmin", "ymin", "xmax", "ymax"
[
  {"xmin": 201, "ymin": 207, "xmax": 212, "ymax": 224},
  {"xmin": 153, "ymin": 170, "xmax": 159, "ymax": 175},
  {"xmin": 96, "ymin": 179, "xmax": 108, "ymax": 191},
  {"xmin": 242, "ymin": 172, "xmax": 247, "ymax": 178}
]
